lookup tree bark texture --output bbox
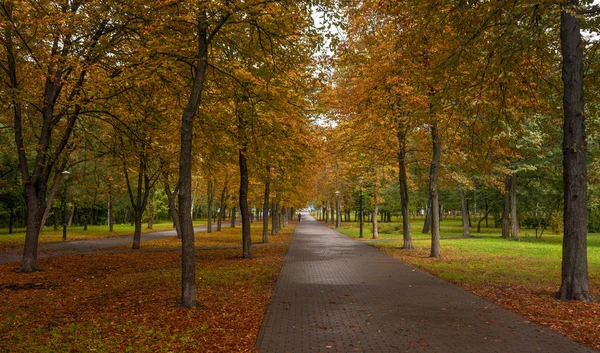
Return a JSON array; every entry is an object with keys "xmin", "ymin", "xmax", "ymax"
[
  {"xmin": 558, "ymin": 1, "xmax": 593, "ymax": 301},
  {"xmin": 429, "ymin": 122, "xmax": 441, "ymax": 258}
]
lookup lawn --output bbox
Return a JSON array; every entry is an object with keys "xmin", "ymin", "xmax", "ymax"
[
  {"xmin": 328, "ymin": 216, "xmax": 600, "ymax": 350},
  {"xmin": 0, "ymin": 222, "xmax": 295, "ymax": 352},
  {"xmin": 0, "ymin": 219, "xmax": 217, "ymax": 251}
]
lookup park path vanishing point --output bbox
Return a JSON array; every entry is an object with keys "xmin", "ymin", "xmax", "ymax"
[{"xmin": 256, "ymin": 214, "xmax": 597, "ymax": 353}]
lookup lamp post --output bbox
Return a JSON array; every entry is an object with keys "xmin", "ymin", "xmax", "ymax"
[
  {"xmin": 335, "ymin": 191, "xmax": 340, "ymax": 228},
  {"xmin": 61, "ymin": 170, "xmax": 71, "ymax": 241},
  {"xmin": 358, "ymin": 176, "xmax": 364, "ymax": 238}
]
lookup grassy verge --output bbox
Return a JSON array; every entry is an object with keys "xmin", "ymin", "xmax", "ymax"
[
  {"xmin": 0, "ymin": 219, "xmax": 214, "ymax": 251},
  {"xmin": 330, "ymin": 217, "xmax": 600, "ymax": 350},
  {"xmin": 0, "ymin": 223, "xmax": 295, "ymax": 352}
]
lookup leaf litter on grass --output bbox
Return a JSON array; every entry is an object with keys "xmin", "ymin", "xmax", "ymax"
[{"xmin": 0, "ymin": 243, "xmax": 289, "ymax": 352}]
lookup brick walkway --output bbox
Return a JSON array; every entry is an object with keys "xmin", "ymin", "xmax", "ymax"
[{"xmin": 256, "ymin": 214, "xmax": 597, "ymax": 353}]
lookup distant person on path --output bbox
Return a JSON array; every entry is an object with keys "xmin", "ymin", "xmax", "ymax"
[{"xmin": 298, "ymin": 213, "xmax": 302, "ymax": 222}]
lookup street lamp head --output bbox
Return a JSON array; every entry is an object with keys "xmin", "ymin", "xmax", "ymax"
[
  {"xmin": 358, "ymin": 176, "xmax": 364, "ymax": 184},
  {"xmin": 61, "ymin": 170, "xmax": 71, "ymax": 178},
  {"xmin": 335, "ymin": 191, "xmax": 340, "ymax": 196}
]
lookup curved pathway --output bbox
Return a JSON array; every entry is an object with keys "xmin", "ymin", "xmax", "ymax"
[{"xmin": 256, "ymin": 214, "xmax": 596, "ymax": 353}]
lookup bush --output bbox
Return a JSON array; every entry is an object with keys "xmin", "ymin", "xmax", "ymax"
[
  {"xmin": 378, "ymin": 223, "xmax": 400, "ymax": 234},
  {"xmin": 549, "ymin": 210, "xmax": 563, "ymax": 235}
]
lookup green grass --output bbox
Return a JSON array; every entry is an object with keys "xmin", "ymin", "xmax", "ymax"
[
  {"xmin": 0, "ymin": 218, "xmax": 215, "ymax": 249},
  {"xmin": 330, "ymin": 217, "xmax": 600, "ymax": 288}
]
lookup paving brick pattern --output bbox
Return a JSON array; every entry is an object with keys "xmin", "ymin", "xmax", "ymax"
[{"xmin": 256, "ymin": 214, "xmax": 597, "ymax": 353}]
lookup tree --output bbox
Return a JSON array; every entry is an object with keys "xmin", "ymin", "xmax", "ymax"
[{"xmin": 558, "ymin": 0, "xmax": 593, "ymax": 301}]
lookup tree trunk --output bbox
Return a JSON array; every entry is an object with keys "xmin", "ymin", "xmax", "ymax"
[
  {"xmin": 230, "ymin": 207, "xmax": 236, "ymax": 228},
  {"xmin": 398, "ymin": 126, "xmax": 413, "ymax": 249},
  {"xmin": 262, "ymin": 172, "xmax": 270, "ymax": 243},
  {"xmin": 40, "ymin": 170, "xmax": 66, "ymax": 229},
  {"xmin": 422, "ymin": 198, "xmax": 431, "ymax": 234},
  {"xmin": 21, "ymin": 185, "xmax": 45, "ymax": 272},
  {"xmin": 510, "ymin": 173, "xmax": 519, "ymax": 239},
  {"xmin": 429, "ymin": 121, "xmax": 441, "ymax": 258},
  {"xmin": 372, "ymin": 201, "xmax": 379, "ymax": 239},
  {"xmin": 217, "ymin": 184, "xmax": 227, "ymax": 232},
  {"xmin": 165, "ymin": 181, "xmax": 181, "ymax": 238},
  {"xmin": 132, "ymin": 208, "xmax": 143, "ymax": 249},
  {"xmin": 502, "ymin": 174, "xmax": 510, "ymax": 239},
  {"xmin": 558, "ymin": 1, "xmax": 593, "ymax": 302},
  {"xmin": 147, "ymin": 188, "xmax": 154, "ymax": 229},
  {"xmin": 459, "ymin": 187, "xmax": 470, "ymax": 238},
  {"xmin": 207, "ymin": 178, "xmax": 214, "ymax": 233},
  {"xmin": 177, "ymin": 14, "xmax": 213, "ymax": 307},
  {"xmin": 238, "ymin": 111, "xmax": 252, "ymax": 259}
]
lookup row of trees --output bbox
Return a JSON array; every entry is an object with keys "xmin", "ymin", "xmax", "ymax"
[
  {"xmin": 309, "ymin": 0, "xmax": 600, "ymax": 302},
  {"xmin": 0, "ymin": 0, "xmax": 334, "ymax": 307}
]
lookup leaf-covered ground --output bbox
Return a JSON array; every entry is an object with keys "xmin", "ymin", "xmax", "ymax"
[{"xmin": 0, "ymin": 226, "xmax": 293, "ymax": 352}]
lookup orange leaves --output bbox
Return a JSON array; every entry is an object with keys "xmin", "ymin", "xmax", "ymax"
[{"xmin": 0, "ymin": 244, "xmax": 289, "ymax": 352}]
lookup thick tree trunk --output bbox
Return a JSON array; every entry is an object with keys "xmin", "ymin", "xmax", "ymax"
[
  {"xmin": 262, "ymin": 174, "xmax": 270, "ymax": 243},
  {"xmin": 21, "ymin": 186, "xmax": 45, "ymax": 272},
  {"xmin": 398, "ymin": 126, "xmax": 413, "ymax": 249},
  {"xmin": 429, "ymin": 122, "xmax": 441, "ymax": 258},
  {"xmin": 459, "ymin": 187, "xmax": 470, "ymax": 238},
  {"xmin": 558, "ymin": 1, "xmax": 593, "ymax": 302},
  {"xmin": 510, "ymin": 173, "xmax": 519, "ymax": 239},
  {"xmin": 502, "ymin": 175, "xmax": 511, "ymax": 239}
]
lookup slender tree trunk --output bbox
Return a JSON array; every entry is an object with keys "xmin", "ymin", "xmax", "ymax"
[
  {"xmin": 502, "ymin": 175, "xmax": 511, "ymax": 239},
  {"xmin": 263, "ymin": 172, "xmax": 270, "ymax": 243},
  {"xmin": 429, "ymin": 122, "xmax": 441, "ymax": 258},
  {"xmin": 510, "ymin": 173, "xmax": 519, "ymax": 239},
  {"xmin": 459, "ymin": 187, "xmax": 470, "ymax": 238},
  {"xmin": 206, "ymin": 178, "xmax": 214, "ymax": 233},
  {"xmin": 558, "ymin": 0, "xmax": 593, "ymax": 301},
  {"xmin": 217, "ymin": 184, "xmax": 227, "ymax": 232},
  {"xmin": 133, "ymin": 208, "xmax": 143, "ymax": 249},
  {"xmin": 40, "ymin": 170, "xmax": 65, "ymax": 229},
  {"xmin": 238, "ymin": 111, "xmax": 252, "ymax": 259},
  {"xmin": 398, "ymin": 125, "xmax": 413, "ymax": 249},
  {"xmin": 177, "ymin": 14, "xmax": 213, "ymax": 308},
  {"xmin": 165, "ymin": 182, "xmax": 181, "ymax": 238},
  {"xmin": 422, "ymin": 198, "xmax": 431, "ymax": 234},
  {"xmin": 372, "ymin": 201, "xmax": 379, "ymax": 239},
  {"xmin": 147, "ymin": 188, "xmax": 154, "ymax": 229}
]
